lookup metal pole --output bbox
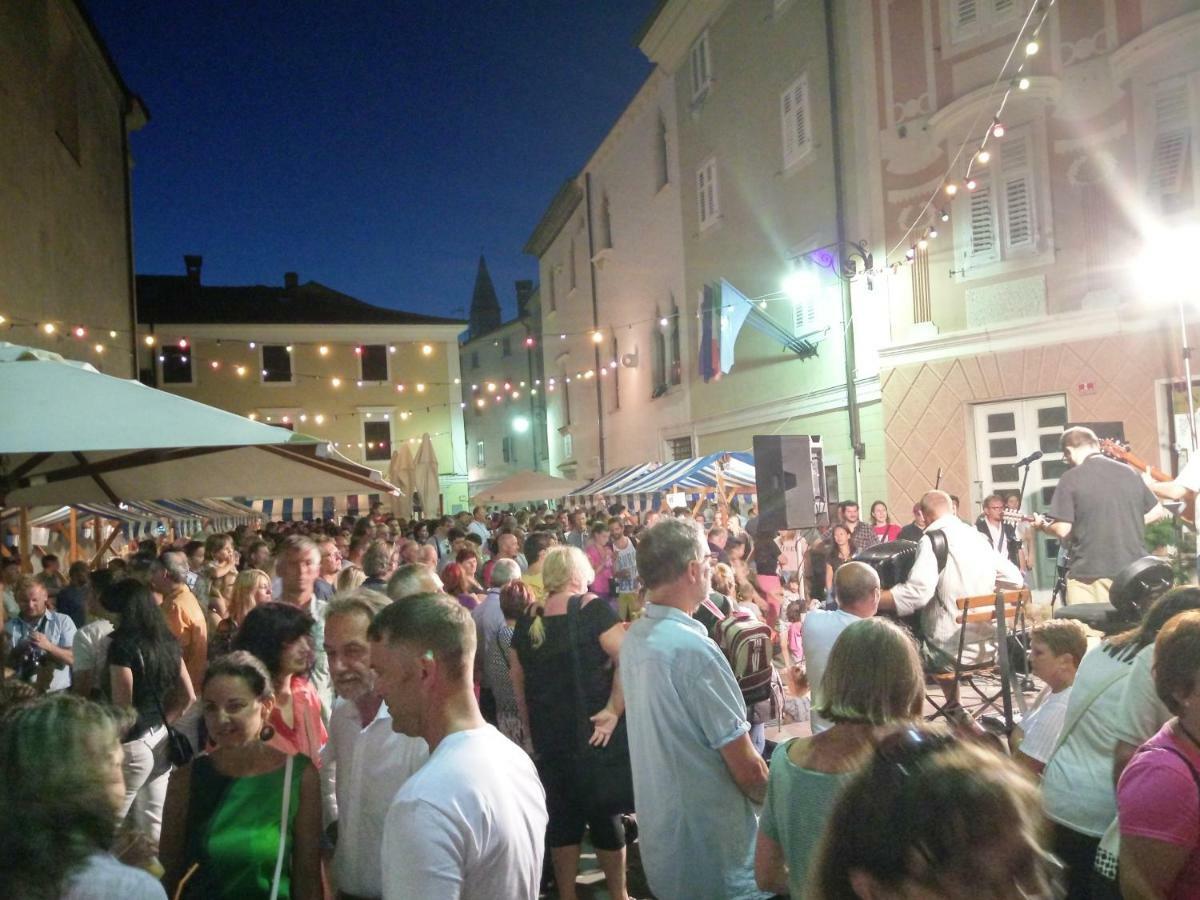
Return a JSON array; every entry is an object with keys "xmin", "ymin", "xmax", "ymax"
[
  {"xmin": 584, "ymin": 172, "xmax": 607, "ymax": 474},
  {"xmin": 823, "ymin": 0, "xmax": 865, "ymax": 484},
  {"xmin": 1179, "ymin": 298, "xmax": 1197, "ymax": 451}
]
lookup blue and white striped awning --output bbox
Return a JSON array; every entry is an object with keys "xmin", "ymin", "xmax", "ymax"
[
  {"xmin": 568, "ymin": 463, "xmax": 657, "ymax": 497},
  {"xmin": 6, "ymin": 498, "xmax": 257, "ymax": 540},
  {"xmin": 610, "ymin": 452, "xmax": 756, "ymax": 495},
  {"xmin": 243, "ymin": 493, "xmax": 384, "ymax": 522}
]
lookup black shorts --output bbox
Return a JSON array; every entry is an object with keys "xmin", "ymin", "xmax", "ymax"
[{"xmin": 537, "ymin": 753, "xmax": 626, "ymax": 851}]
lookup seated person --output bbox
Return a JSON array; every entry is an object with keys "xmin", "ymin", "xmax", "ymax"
[{"xmin": 1013, "ymin": 618, "xmax": 1087, "ymax": 776}]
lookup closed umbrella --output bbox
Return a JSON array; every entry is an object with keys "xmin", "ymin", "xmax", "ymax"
[
  {"xmin": 412, "ymin": 433, "xmax": 441, "ymax": 518},
  {"xmin": 388, "ymin": 443, "xmax": 415, "ymax": 519}
]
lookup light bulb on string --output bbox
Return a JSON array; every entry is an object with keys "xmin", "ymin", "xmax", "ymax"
[
  {"xmin": 331, "ymin": 377, "xmax": 341, "ymax": 388},
  {"xmin": 940, "ymin": 210, "xmax": 950, "ymax": 222},
  {"xmin": 42, "ymin": 323, "xmax": 57, "ymax": 335},
  {"xmin": 977, "ymin": 149, "xmax": 991, "ymax": 165},
  {"xmin": 109, "ymin": 330, "xmax": 118, "ymax": 339},
  {"xmin": 1018, "ymin": 77, "xmax": 1030, "ymax": 90},
  {"xmin": 73, "ymin": 326, "xmax": 86, "ymax": 338},
  {"xmin": 421, "ymin": 344, "xmax": 433, "ymax": 356},
  {"xmin": 591, "ymin": 331, "xmax": 603, "ymax": 343},
  {"xmin": 929, "ymin": 226, "xmax": 939, "ymax": 239},
  {"xmin": 944, "ymin": 183, "xmax": 958, "ymax": 197},
  {"xmin": 318, "ymin": 345, "xmax": 329, "ymax": 356},
  {"xmin": 235, "ymin": 365, "xmax": 246, "ymax": 376},
  {"xmin": 249, "ymin": 341, "xmax": 256, "ymax": 349},
  {"xmin": 93, "ymin": 343, "xmax": 104, "ymax": 353},
  {"xmin": 905, "ymin": 247, "xmax": 916, "ymax": 260},
  {"xmin": 659, "ymin": 317, "xmax": 669, "ymax": 327},
  {"xmin": 1025, "ymin": 40, "xmax": 1039, "ymax": 56},
  {"xmin": 992, "ymin": 123, "xmax": 1005, "ymax": 138},
  {"xmin": 144, "ymin": 334, "xmax": 155, "ymax": 346},
  {"xmin": 917, "ymin": 238, "xmax": 929, "ymax": 251},
  {"xmin": 966, "ymin": 178, "xmax": 978, "ymax": 191}
]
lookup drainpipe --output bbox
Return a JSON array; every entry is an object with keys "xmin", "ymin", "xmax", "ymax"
[
  {"xmin": 120, "ymin": 99, "xmax": 140, "ymax": 381},
  {"xmin": 824, "ymin": 0, "xmax": 864, "ymax": 504},
  {"xmin": 584, "ymin": 173, "xmax": 607, "ymax": 475}
]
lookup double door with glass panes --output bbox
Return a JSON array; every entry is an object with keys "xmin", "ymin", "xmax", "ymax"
[{"xmin": 972, "ymin": 395, "xmax": 1068, "ymax": 590}]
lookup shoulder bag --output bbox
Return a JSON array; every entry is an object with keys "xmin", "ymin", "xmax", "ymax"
[
  {"xmin": 566, "ymin": 594, "xmax": 635, "ymax": 816},
  {"xmin": 136, "ymin": 648, "xmax": 195, "ymax": 767}
]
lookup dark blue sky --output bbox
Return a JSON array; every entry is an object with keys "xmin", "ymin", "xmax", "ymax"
[{"xmin": 86, "ymin": 1, "xmax": 657, "ymax": 321}]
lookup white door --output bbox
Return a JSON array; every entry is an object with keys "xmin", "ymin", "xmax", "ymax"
[{"xmin": 972, "ymin": 394, "xmax": 1069, "ymax": 590}]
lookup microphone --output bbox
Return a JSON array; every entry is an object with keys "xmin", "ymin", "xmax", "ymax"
[{"xmin": 1015, "ymin": 450, "xmax": 1044, "ymax": 467}]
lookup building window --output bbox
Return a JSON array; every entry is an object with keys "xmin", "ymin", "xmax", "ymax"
[
  {"xmin": 360, "ymin": 344, "xmax": 389, "ymax": 382},
  {"xmin": 160, "ymin": 346, "xmax": 193, "ymax": 385},
  {"xmin": 502, "ymin": 436, "xmax": 516, "ymax": 464},
  {"xmin": 667, "ymin": 436, "xmax": 693, "ymax": 461},
  {"xmin": 548, "ymin": 268, "xmax": 557, "ymax": 311},
  {"xmin": 363, "ymin": 421, "xmax": 391, "ymax": 462},
  {"xmin": 476, "ymin": 440, "xmax": 486, "ymax": 468},
  {"xmin": 655, "ymin": 115, "xmax": 670, "ymax": 190},
  {"xmin": 824, "ymin": 464, "xmax": 840, "ymax": 505},
  {"xmin": 562, "ymin": 432, "xmax": 574, "ymax": 460},
  {"xmin": 690, "ymin": 30, "xmax": 712, "ymax": 101},
  {"xmin": 598, "ymin": 194, "xmax": 613, "ymax": 251},
  {"xmin": 1148, "ymin": 76, "xmax": 1194, "ymax": 214},
  {"xmin": 261, "ymin": 344, "xmax": 293, "ymax": 383},
  {"xmin": 697, "ymin": 158, "xmax": 719, "ymax": 230},
  {"xmin": 652, "ymin": 311, "xmax": 668, "ymax": 398},
  {"xmin": 955, "ymin": 127, "xmax": 1040, "ymax": 271},
  {"xmin": 471, "ymin": 350, "xmax": 479, "ymax": 369},
  {"xmin": 563, "ymin": 374, "xmax": 572, "ymax": 425},
  {"xmin": 669, "ymin": 300, "xmax": 682, "ymax": 386},
  {"xmin": 568, "ymin": 239, "xmax": 578, "ymax": 291},
  {"xmin": 501, "ymin": 337, "xmax": 512, "ymax": 357},
  {"xmin": 948, "ymin": 0, "xmax": 1019, "ymax": 46},
  {"xmin": 781, "ymin": 73, "xmax": 812, "ymax": 170}
]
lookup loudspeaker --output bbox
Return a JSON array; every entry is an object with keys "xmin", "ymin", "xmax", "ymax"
[{"xmin": 752, "ymin": 435, "xmax": 827, "ymax": 532}]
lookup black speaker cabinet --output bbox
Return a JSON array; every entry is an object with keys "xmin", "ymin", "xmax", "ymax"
[{"xmin": 752, "ymin": 435, "xmax": 827, "ymax": 532}]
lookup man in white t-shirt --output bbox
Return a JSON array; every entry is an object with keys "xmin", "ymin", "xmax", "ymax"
[
  {"xmin": 803, "ymin": 562, "xmax": 880, "ymax": 733},
  {"xmin": 1013, "ymin": 618, "xmax": 1087, "ymax": 776},
  {"xmin": 370, "ymin": 592, "xmax": 547, "ymax": 900},
  {"xmin": 322, "ymin": 590, "xmax": 428, "ymax": 899}
]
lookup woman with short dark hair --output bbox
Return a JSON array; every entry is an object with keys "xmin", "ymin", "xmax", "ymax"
[{"xmin": 232, "ymin": 602, "xmax": 326, "ymax": 765}]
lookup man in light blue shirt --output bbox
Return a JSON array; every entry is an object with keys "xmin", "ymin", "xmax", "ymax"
[
  {"xmin": 620, "ymin": 519, "xmax": 770, "ymax": 900},
  {"xmin": 4, "ymin": 576, "xmax": 75, "ymax": 692}
]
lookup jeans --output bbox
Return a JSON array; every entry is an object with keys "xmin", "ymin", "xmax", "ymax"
[{"xmin": 119, "ymin": 724, "xmax": 171, "ymax": 846}]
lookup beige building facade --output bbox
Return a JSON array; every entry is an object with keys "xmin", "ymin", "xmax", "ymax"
[
  {"xmin": 525, "ymin": 68, "xmax": 693, "ymax": 482},
  {"xmin": 0, "ymin": 0, "xmax": 145, "ymax": 376},
  {"xmin": 867, "ymin": 1, "xmax": 1200, "ymax": 586},
  {"xmin": 136, "ymin": 260, "xmax": 470, "ymax": 513}
]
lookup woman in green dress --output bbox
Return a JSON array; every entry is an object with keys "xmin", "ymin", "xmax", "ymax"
[{"xmin": 160, "ymin": 651, "xmax": 321, "ymax": 900}]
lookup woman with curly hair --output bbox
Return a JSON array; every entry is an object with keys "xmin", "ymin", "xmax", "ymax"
[
  {"xmin": 231, "ymin": 602, "xmax": 327, "ymax": 765},
  {"xmin": 0, "ymin": 693, "xmax": 167, "ymax": 899}
]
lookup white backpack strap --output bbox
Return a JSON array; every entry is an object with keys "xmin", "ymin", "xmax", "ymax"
[{"xmin": 700, "ymin": 596, "xmax": 728, "ymax": 621}]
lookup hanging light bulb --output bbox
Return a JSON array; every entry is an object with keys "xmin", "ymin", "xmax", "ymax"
[
  {"xmin": 929, "ymin": 226, "xmax": 939, "ymax": 239},
  {"xmin": 73, "ymin": 326, "xmax": 86, "ymax": 338},
  {"xmin": 421, "ymin": 344, "xmax": 433, "ymax": 356},
  {"xmin": 144, "ymin": 334, "xmax": 156, "ymax": 346},
  {"xmin": 977, "ymin": 149, "xmax": 991, "ymax": 165},
  {"xmin": 42, "ymin": 322, "xmax": 57, "ymax": 335},
  {"xmin": 1025, "ymin": 39, "xmax": 1039, "ymax": 56},
  {"xmin": 992, "ymin": 123, "xmax": 1005, "ymax": 138},
  {"xmin": 917, "ymin": 238, "xmax": 929, "ymax": 251},
  {"xmin": 905, "ymin": 247, "xmax": 916, "ymax": 260},
  {"xmin": 416, "ymin": 383, "xmax": 426, "ymax": 392},
  {"xmin": 659, "ymin": 316, "xmax": 669, "ymax": 327},
  {"xmin": 966, "ymin": 178, "xmax": 978, "ymax": 191},
  {"xmin": 944, "ymin": 183, "xmax": 958, "ymax": 197},
  {"xmin": 235, "ymin": 365, "xmax": 247, "ymax": 376},
  {"xmin": 210, "ymin": 360, "xmax": 220, "ymax": 369},
  {"xmin": 318, "ymin": 345, "xmax": 329, "ymax": 356},
  {"xmin": 249, "ymin": 341, "xmax": 256, "ymax": 349},
  {"xmin": 1018, "ymin": 77, "xmax": 1030, "ymax": 91},
  {"xmin": 93, "ymin": 343, "xmax": 104, "ymax": 353},
  {"xmin": 940, "ymin": 210, "xmax": 950, "ymax": 222},
  {"xmin": 331, "ymin": 377, "xmax": 342, "ymax": 388},
  {"xmin": 314, "ymin": 414, "xmax": 325, "ymax": 424},
  {"xmin": 109, "ymin": 330, "xmax": 118, "ymax": 339},
  {"xmin": 591, "ymin": 330, "xmax": 603, "ymax": 343}
]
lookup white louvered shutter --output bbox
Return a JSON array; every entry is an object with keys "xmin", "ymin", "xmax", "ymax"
[
  {"xmin": 697, "ymin": 166, "xmax": 708, "ymax": 225},
  {"xmin": 992, "ymin": 0, "xmax": 1014, "ymax": 15},
  {"xmin": 951, "ymin": 0, "xmax": 979, "ymax": 41},
  {"xmin": 1150, "ymin": 79, "xmax": 1191, "ymax": 203},
  {"xmin": 1000, "ymin": 134, "xmax": 1036, "ymax": 252},
  {"xmin": 967, "ymin": 180, "xmax": 999, "ymax": 264},
  {"xmin": 781, "ymin": 75, "xmax": 811, "ymax": 169}
]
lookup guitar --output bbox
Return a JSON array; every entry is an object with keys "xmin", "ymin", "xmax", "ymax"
[{"xmin": 1100, "ymin": 439, "xmax": 1195, "ymax": 526}]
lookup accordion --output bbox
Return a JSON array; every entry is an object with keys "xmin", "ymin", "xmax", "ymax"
[{"xmin": 853, "ymin": 539, "xmax": 921, "ymax": 589}]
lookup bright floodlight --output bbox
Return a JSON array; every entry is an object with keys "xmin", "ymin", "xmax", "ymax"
[
  {"xmin": 1135, "ymin": 225, "xmax": 1200, "ymax": 304},
  {"xmin": 783, "ymin": 268, "xmax": 818, "ymax": 303},
  {"xmin": 512, "ymin": 416, "xmax": 529, "ymax": 433}
]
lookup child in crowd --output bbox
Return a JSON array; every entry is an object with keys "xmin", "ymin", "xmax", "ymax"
[{"xmin": 1014, "ymin": 618, "xmax": 1088, "ymax": 776}]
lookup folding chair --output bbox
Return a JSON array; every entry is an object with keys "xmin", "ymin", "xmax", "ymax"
[{"xmin": 926, "ymin": 588, "xmax": 1031, "ymax": 737}]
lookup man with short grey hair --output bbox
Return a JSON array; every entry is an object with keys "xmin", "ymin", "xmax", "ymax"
[
  {"xmin": 620, "ymin": 519, "xmax": 769, "ymax": 900},
  {"xmin": 471, "ymin": 557, "xmax": 522, "ymax": 724},
  {"xmin": 803, "ymin": 561, "xmax": 880, "ymax": 734},
  {"xmin": 387, "ymin": 563, "xmax": 443, "ymax": 601},
  {"xmin": 362, "ymin": 540, "xmax": 393, "ymax": 592},
  {"xmin": 153, "ymin": 550, "xmax": 208, "ymax": 689},
  {"xmin": 273, "ymin": 533, "xmax": 332, "ymax": 711}
]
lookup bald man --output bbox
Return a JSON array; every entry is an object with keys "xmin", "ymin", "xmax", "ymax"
[{"xmin": 879, "ymin": 490, "xmax": 1021, "ymax": 690}]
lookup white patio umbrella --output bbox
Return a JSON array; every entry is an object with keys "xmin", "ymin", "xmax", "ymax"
[
  {"xmin": 411, "ymin": 433, "xmax": 441, "ymax": 518},
  {"xmin": 0, "ymin": 342, "xmax": 400, "ymax": 507},
  {"xmin": 471, "ymin": 470, "xmax": 586, "ymax": 505},
  {"xmin": 388, "ymin": 443, "xmax": 415, "ymax": 519}
]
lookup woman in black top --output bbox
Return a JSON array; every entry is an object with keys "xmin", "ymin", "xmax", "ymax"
[
  {"xmin": 102, "ymin": 578, "xmax": 194, "ymax": 848},
  {"xmin": 510, "ymin": 545, "xmax": 630, "ymax": 900}
]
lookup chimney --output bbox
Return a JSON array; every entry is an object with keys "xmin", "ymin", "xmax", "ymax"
[
  {"xmin": 183, "ymin": 254, "xmax": 202, "ymax": 286},
  {"xmin": 515, "ymin": 279, "xmax": 534, "ymax": 316},
  {"xmin": 284, "ymin": 272, "xmax": 298, "ymax": 290}
]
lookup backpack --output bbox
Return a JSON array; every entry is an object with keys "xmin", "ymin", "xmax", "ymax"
[{"xmin": 698, "ymin": 595, "xmax": 775, "ymax": 705}]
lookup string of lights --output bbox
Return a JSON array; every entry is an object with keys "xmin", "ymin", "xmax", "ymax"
[{"xmin": 889, "ymin": 0, "xmax": 1056, "ymax": 267}]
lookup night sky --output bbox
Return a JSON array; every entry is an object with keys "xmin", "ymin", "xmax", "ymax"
[{"xmin": 85, "ymin": 1, "xmax": 657, "ymax": 322}]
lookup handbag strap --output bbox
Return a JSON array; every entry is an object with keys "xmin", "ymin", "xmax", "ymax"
[
  {"xmin": 269, "ymin": 754, "xmax": 294, "ymax": 900},
  {"xmin": 1047, "ymin": 657, "xmax": 1130, "ymax": 763},
  {"xmin": 136, "ymin": 648, "xmax": 173, "ymax": 732},
  {"xmin": 565, "ymin": 594, "xmax": 593, "ymax": 749}
]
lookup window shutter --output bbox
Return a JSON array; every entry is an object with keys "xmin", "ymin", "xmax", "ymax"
[
  {"xmin": 697, "ymin": 166, "xmax": 708, "ymax": 223},
  {"xmin": 1000, "ymin": 135, "xmax": 1035, "ymax": 251},
  {"xmin": 952, "ymin": 0, "xmax": 979, "ymax": 40},
  {"xmin": 992, "ymin": 0, "xmax": 1014, "ymax": 15},
  {"xmin": 967, "ymin": 180, "xmax": 999, "ymax": 262},
  {"xmin": 1150, "ymin": 79, "xmax": 1191, "ymax": 200},
  {"xmin": 781, "ymin": 75, "xmax": 811, "ymax": 169},
  {"xmin": 690, "ymin": 34, "xmax": 710, "ymax": 99},
  {"xmin": 705, "ymin": 162, "xmax": 718, "ymax": 219}
]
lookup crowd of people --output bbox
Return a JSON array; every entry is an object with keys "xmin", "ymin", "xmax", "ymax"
[{"xmin": 1, "ymin": 426, "xmax": 1198, "ymax": 900}]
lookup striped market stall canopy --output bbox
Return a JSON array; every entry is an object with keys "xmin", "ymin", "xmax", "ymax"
[
  {"xmin": 7, "ymin": 498, "xmax": 257, "ymax": 541},
  {"xmin": 566, "ymin": 452, "xmax": 756, "ymax": 512},
  {"xmin": 242, "ymin": 493, "xmax": 385, "ymax": 522},
  {"xmin": 568, "ymin": 463, "xmax": 658, "ymax": 497}
]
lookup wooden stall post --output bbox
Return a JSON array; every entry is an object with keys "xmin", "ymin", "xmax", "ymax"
[
  {"xmin": 18, "ymin": 507, "xmax": 32, "ymax": 573},
  {"xmin": 68, "ymin": 508, "xmax": 78, "ymax": 563}
]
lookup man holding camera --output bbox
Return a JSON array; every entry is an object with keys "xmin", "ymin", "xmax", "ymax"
[{"xmin": 3, "ymin": 576, "xmax": 75, "ymax": 692}]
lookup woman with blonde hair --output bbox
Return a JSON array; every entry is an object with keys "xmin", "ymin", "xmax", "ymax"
[
  {"xmin": 755, "ymin": 617, "xmax": 925, "ymax": 897},
  {"xmin": 195, "ymin": 533, "xmax": 238, "ymax": 623},
  {"xmin": 510, "ymin": 545, "xmax": 631, "ymax": 900},
  {"xmin": 336, "ymin": 564, "xmax": 366, "ymax": 593},
  {"xmin": 210, "ymin": 569, "xmax": 272, "ymax": 657},
  {"xmin": 0, "ymin": 693, "xmax": 168, "ymax": 898}
]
